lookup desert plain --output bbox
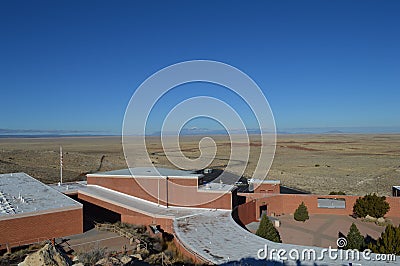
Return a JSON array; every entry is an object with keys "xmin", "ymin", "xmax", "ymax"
[{"xmin": 0, "ymin": 134, "xmax": 399, "ymax": 196}]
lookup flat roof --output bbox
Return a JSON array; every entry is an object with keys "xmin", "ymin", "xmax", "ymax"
[
  {"xmin": 249, "ymin": 178, "xmax": 280, "ymax": 184},
  {"xmin": 0, "ymin": 173, "xmax": 81, "ymax": 218},
  {"xmin": 198, "ymin": 183, "xmax": 237, "ymax": 192},
  {"xmin": 88, "ymin": 167, "xmax": 202, "ymax": 179},
  {"xmin": 174, "ymin": 210, "xmax": 390, "ymax": 265},
  {"xmin": 50, "ymin": 181, "xmax": 87, "ymax": 194}
]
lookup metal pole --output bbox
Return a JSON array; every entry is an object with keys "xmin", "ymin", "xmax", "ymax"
[
  {"xmin": 166, "ymin": 176, "xmax": 169, "ymax": 208},
  {"xmin": 60, "ymin": 146, "xmax": 63, "ymax": 185}
]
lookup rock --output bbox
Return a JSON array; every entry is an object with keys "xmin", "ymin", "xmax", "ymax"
[
  {"xmin": 131, "ymin": 254, "xmax": 143, "ymax": 261},
  {"xmin": 95, "ymin": 257, "xmax": 122, "ymax": 265},
  {"xmin": 365, "ymin": 215, "xmax": 377, "ymax": 222},
  {"xmin": 72, "ymin": 263, "xmax": 84, "ymax": 266},
  {"xmin": 136, "ymin": 248, "xmax": 149, "ymax": 259},
  {"xmin": 377, "ymin": 217, "xmax": 385, "ymax": 223},
  {"xmin": 120, "ymin": 255, "xmax": 132, "ymax": 265},
  {"xmin": 18, "ymin": 243, "xmax": 71, "ymax": 266},
  {"xmin": 152, "ymin": 242, "xmax": 163, "ymax": 253},
  {"xmin": 145, "ymin": 253, "xmax": 171, "ymax": 265}
]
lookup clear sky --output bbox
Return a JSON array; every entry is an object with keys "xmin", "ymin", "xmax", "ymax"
[{"xmin": 1, "ymin": 0, "xmax": 399, "ymax": 135}]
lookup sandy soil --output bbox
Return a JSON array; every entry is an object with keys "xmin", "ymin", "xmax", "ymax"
[{"xmin": 0, "ymin": 134, "xmax": 399, "ymax": 196}]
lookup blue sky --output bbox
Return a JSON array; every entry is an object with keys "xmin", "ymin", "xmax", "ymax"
[{"xmin": 0, "ymin": 0, "xmax": 399, "ymax": 135}]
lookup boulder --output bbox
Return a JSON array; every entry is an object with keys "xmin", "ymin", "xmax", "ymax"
[
  {"xmin": 365, "ymin": 215, "xmax": 377, "ymax": 222},
  {"xmin": 95, "ymin": 257, "xmax": 122, "ymax": 265},
  {"xmin": 131, "ymin": 254, "xmax": 143, "ymax": 261},
  {"xmin": 18, "ymin": 244, "xmax": 71, "ymax": 266},
  {"xmin": 120, "ymin": 255, "xmax": 132, "ymax": 265},
  {"xmin": 377, "ymin": 217, "xmax": 385, "ymax": 223},
  {"xmin": 145, "ymin": 253, "xmax": 171, "ymax": 265}
]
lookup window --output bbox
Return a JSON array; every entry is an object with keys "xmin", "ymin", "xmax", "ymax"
[{"xmin": 317, "ymin": 198, "xmax": 345, "ymax": 209}]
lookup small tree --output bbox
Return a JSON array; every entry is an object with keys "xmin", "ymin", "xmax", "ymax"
[
  {"xmin": 294, "ymin": 202, "xmax": 309, "ymax": 222},
  {"xmin": 256, "ymin": 214, "xmax": 281, "ymax": 243},
  {"xmin": 353, "ymin": 194, "xmax": 390, "ymax": 218},
  {"xmin": 345, "ymin": 223, "xmax": 365, "ymax": 250},
  {"xmin": 370, "ymin": 224, "xmax": 400, "ymax": 255}
]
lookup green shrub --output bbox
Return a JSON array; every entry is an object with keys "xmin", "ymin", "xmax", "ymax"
[
  {"xmin": 370, "ymin": 224, "xmax": 400, "ymax": 255},
  {"xmin": 353, "ymin": 194, "xmax": 390, "ymax": 218},
  {"xmin": 256, "ymin": 214, "xmax": 281, "ymax": 243},
  {"xmin": 345, "ymin": 223, "xmax": 365, "ymax": 250},
  {"xmin": 294, "ymin": 202, "xmax": 309, "ymax": 222},
  {"xmin": 329, "ymin": 191, "xmax": 346, "ymax": 195}
]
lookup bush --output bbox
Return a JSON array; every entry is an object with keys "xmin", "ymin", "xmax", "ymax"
[
  {"xmin": 294, "ymin": 202, "xmax": 309, "ymax": 222},
  {"xmin": 76, "ymin": 246, "xmax": 108, "ymax": 266},
  {"xmin": 329, "ymin": 191, "xmax": 346, "ymax": 195},
  {"xmin": 353, "ymin": 194, "xmax": 390, "ymax": 218},
  {"xmin": 345, "ymin": 223, "xmax": 365, "ymax": 250},
  {"xmin": 370, "ymin": 224, "xmax": 400, "ymax": 255},
  {"xmin": 256, "ymin": 214, "xmax": 281, "ymax": 243}
]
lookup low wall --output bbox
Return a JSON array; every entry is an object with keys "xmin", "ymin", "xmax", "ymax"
[
  {"xmin": 172, "ymin": 233, "xmax": 210, "ymax": 265},
  {"xmin": 235, "ymin": 193, "xmax": 400, "ymax": 225}
]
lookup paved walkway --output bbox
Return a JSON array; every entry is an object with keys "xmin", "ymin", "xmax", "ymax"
[
  {"xmin": 275, "ymin": 214, "xmax": 400, "ymax": 248},
  {"xmin": 58, "ymin": 229, "xmax": 131, "ymax": 254}
]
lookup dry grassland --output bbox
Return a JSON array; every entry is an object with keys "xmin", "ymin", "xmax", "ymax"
[{"xmin": 0, "ymin": 134, "xmax": 399, "ymax": 196}]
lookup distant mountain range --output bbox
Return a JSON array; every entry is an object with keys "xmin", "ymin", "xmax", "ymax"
[{"xmin": 1, "ymin": 126, "xmax": 400, "ymax": 138}]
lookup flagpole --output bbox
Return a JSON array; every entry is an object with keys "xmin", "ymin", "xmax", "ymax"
[{"xmin": 60, "ymin": 146, "xmax": 63, "ymax": 185}]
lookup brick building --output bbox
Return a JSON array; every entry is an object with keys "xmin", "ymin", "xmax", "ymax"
[{"xmin": 0, "ymin": 173, "xmax": 83, "ymax": 251}]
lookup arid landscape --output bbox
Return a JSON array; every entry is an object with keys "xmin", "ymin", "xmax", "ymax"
[{"xmin": 0, "ymin": 134, "xmax": 399, "ymax": 196}]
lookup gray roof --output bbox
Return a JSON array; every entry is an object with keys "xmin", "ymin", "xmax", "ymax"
[
  {"xmin": 88, "ymin": 167, "xmax": 202, "ymax": 179},
  {"xmin": 198, "ymin": 182, "xmax": 236, "ymax": 192},
  {"xmin": 249, "ymin": 178, "xmax": 280, "ymax": 184},
  {"xmin": 0, "ymin": 173, "xmax": 81, "ymax": 219},
  {"xmin": 50, "ymin": 181, "xmax": 87, "ymax": 195},
  {"xmin": 174, "ymin": 211, "xmax": 399, "ymax": 265}
]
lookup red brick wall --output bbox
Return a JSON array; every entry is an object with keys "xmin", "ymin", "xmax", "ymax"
[
  {"xmin": 253, "ymin": 183, "xmax": 280, "ymax": 194},
  {"xmin": 244, "ymin": 194, "xmax": 400, "ymax": 218},
  {"xmin": 0, "ymin": 208, "xmax": 83, "ymax": 249},
  {"xmin": 87, "ymin": 176, "xmax": 232, "ymax": 209},
  {"xmin": 385, "ymin": 197, "xmax": 400, "ymax": 217},
  {"xmin": 87, "ymin": 176, "xmax": 160, "ymax": 203},
  {"xmin": 173, "ymin": 234, "xmax": 208, "ymax": 264},
  {"xmin": 236, "ymin": 200, "xmax": 257, "ymax": 225}
]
